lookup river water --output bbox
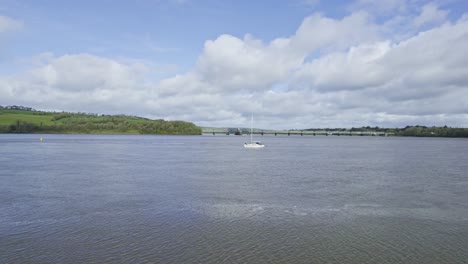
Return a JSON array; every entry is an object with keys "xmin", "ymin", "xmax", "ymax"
[{"xmin": 1, "ymin": 134, "xmax": 468, "ymax": 263}]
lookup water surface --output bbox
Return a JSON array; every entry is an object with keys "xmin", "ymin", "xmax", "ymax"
[{"xmin": 1, "ymin": 134, "xmax": 468, "ymax": 263}]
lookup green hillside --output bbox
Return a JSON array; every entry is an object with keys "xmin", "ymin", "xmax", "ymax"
[{"xmin": 0, "ymin": 106, "xmax": 201, "ymax": 135}]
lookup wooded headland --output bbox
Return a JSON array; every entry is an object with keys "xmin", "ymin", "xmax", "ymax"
[{"xmin": 0, "ymin": 105, "xmax": 201, "ymax": 135}]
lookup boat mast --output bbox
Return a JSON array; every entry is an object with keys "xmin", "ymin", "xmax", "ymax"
[{"xmin": 250, "ymin": 114, "xmax": 253, "ymax": 143}]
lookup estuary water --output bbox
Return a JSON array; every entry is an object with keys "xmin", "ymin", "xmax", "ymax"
[{"xmin": 1, "ymin": 134, "xmax": 468, "ymax": 263}]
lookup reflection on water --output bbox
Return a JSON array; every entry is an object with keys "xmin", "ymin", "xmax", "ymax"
[{"xmin": 1, "ymin": 134, "xmax": 468, "ymax": 263}]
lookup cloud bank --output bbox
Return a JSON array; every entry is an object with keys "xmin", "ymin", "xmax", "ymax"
[{"xmin": 1, "ymin": 4, "xmax": 468, "ymax": 129}]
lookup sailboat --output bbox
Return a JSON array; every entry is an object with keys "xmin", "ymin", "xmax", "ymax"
[{"xmin": 244, "ymin": 115, "xmax": 265, "ymax": 149}]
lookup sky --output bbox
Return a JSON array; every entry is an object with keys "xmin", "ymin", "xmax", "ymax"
[{"xmin": 1, "ymin": 0, "xmax": 468, "ymax": 129}]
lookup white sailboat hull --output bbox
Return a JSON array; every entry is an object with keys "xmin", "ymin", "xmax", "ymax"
[{"xmin": 244, "ymin": 143, "xmax": 265, "ymax": 148}]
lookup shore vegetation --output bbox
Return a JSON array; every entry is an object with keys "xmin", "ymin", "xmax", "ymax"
[{"xmin": 0, "ymin": 105, "xmax": 201, "ymax": 135}]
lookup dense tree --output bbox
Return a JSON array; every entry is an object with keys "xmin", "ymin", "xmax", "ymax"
[{"xmin": 0, "ymin": 107, "xmax": 201, "ymax": 135}]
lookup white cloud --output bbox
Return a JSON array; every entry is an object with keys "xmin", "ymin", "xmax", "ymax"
[
  {"xmin": 289, "ymin": 16, "xmax": 468, "ymax": 126},
  {"xmin": 1, "ymin": 53, "xmax": 149, "ymax": 113},
  {"xmin": 28, "ymin": 54, "xmax": 148, "ymax": 92},
  {"xmin": 195, "ymin": 34, "xmax": 297, "ymax": 92},
  {"xmin": 291, "ymin": 11, "xmax": 380, "ymax": 53},
  {"xmin": 0, "ymin": 15, "xmax": 22, "ymax": 33},
  {"xmin": 194, "ymin": 12, "xmax": 380, "ymax": 94},
  {"xmin": 413, "ymin": 3, "xmax": 449, "ymax": 28},
  {"xmin": 294, "ymin": 41, "xmax": 392, "ymax": 91},
  {"xmin": 1, "ymin": 6, "xmax": 468, "ymax": 128}
]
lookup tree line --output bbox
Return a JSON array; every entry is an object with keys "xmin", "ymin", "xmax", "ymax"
[
  {"xmin": 395, "ymin": 125, "xmax": 468, "ymax": 137},
  {"xmin": 0, "ymin": 107, "xmax": 201, "ymax": 135},
  {"xmin": 304, "ymin": 125, "xmax": 468, "ymax": 137}
]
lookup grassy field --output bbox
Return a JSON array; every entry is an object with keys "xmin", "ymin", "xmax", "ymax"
[
  {"xmin": 0, "ymin": 108, "xmax": 201, "ymax": 135},
  {"xmin": 0, "ymin": 113, "xmax": 54, "ymax": 126}
]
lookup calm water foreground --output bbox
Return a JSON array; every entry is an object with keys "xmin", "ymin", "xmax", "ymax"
[{"xmin": 1, "ymin": 134, "xmax": 468, "ymax": 263}]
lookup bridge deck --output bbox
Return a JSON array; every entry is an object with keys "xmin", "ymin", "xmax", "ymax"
[{"xmin": 203, "ymin": 131, "xmax": 392, "ymax": 136}]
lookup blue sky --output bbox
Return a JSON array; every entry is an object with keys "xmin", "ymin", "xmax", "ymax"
[
  {"xmin": 1, "ymin": 0, "xmax": 468, "ymax": 128},
  {"xmin": 2, "ymin": 0, "xmax": 328, "ymax": 70}
]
